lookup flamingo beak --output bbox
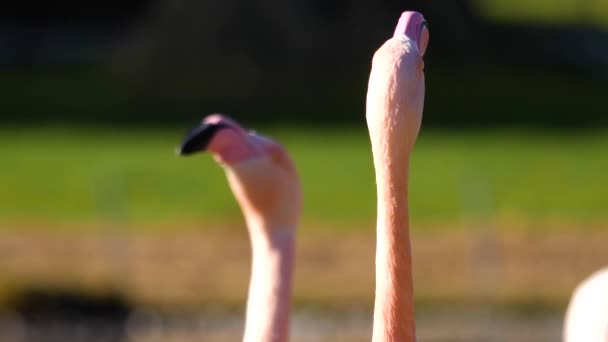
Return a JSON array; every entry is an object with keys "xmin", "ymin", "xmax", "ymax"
[
  {"xmin": 177, "ymin": 122, "xmax": 229, "ymax": 156},
  {"xmin": 394, "ymin": 11, "xmax": 429, "ymax": 56}
]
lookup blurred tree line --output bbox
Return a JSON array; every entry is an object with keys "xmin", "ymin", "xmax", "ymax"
[{"xmin": 0, "ymin": 0, "xmax": 606, "ymax": 127}]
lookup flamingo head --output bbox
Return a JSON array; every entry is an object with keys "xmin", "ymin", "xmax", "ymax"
[
  {"xmin": 178, "ymin": 114, "xmax": 302, "ymax": 230},
  {"xmin": 366, "ymin": 11, "xmax": 429, "ymax": 165},
  {"xmin": 394, "ymin": 11, "xmax": 429, "ymax": 57}
]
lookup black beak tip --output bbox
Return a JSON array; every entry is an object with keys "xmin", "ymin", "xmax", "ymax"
[
  {"xmin": 175, "ymin": 146, "xmax": 189, "ymax": 156},
  {"xmin": 177, "ymin": 122, "xmax": 228, "ymax": 157}
]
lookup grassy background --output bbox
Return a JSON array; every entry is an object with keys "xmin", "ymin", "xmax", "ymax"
[
  {"xmin": 1, "ymin": 127, "xmax": 607, "ymax": 315},
  {"xmin": 1, "ymin": 126, "xmax": 607, "ymax": 228},
  {"xmin": 475, "ymin": 0, "xmax": 608, "ymax": 26}
]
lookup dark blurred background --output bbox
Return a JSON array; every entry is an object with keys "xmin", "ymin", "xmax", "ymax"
[{"xmin": 1, "ymin": 0, "xmax": 606, "ymax": 127}]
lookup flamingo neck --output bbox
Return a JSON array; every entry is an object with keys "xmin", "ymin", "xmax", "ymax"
[
  {"xmin": 243, "ymin": 224, "xmax": 295, "ymax": 342},
  {"xmin": 372, "ymin": 162, "xmax": 416, "ymax": 342}
]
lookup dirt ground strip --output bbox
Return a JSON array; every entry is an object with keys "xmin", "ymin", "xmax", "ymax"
[
  {"xmin": 1, "ymin": 226, "xmax": 607, "ymax": 311},
  {"xmin": 0, "ymin": 309, "xmax": 565, "ymax": 342}
]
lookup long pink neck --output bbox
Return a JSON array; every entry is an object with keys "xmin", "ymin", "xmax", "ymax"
[
  {"xmin": 372, "ymin": 150, "xmax": 416, "ymax": 341},
  {"xmin": 367, "ymin": 11, "xmax": 426, "ymax": 341},
  {"xmin": 243, "ymin": 224, "xmax": 295, "ymax": 342}
]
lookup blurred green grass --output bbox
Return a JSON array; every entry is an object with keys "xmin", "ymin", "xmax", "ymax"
[
  {"xmin": 475, "ymin": 0, "xmax": 608, "ymax": 26},
  {"xmin": 1, "ymin": 127, "xmax": 607, "ymax": 228}
]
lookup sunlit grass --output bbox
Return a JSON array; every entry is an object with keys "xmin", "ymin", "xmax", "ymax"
[
  {"xmin": 474, "ymin": 0, "xmax": 608, "ymax": 27},
  {"xmin": 1, "ymin": 126, "xmax": 607, "ymax": 228}
]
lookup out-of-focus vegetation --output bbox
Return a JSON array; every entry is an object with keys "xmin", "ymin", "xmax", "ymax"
[
  {"xmin": 475, "ymin": 0, "xmax": 608, "ymax": 26},
  {"xmin": 2, "ymin": 126, "xmax": 607, "ymax": 227},
  {"xmin": 3, "ymin": 68, "xmax": 606, "ymax": 128}
]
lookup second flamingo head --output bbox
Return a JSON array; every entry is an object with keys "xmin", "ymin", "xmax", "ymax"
[{"xmin": 178, "ymin": 114, "xmax": 302, "ymax": 231}]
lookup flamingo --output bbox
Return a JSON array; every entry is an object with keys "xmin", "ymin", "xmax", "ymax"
[
  {"xmin": 366, "ymin": 11, "xmax": 429, "ymax": 341},
  {"xmin": 178, "ymin": 114, "xmax": 301, "ymax": 342},
  {"xmin": 564, "ymin": 267, "xmax": 608, "ymax": 342}
]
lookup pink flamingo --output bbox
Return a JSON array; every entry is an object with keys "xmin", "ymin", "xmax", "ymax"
[
  {"xmin": 175, "ymin": 10, "xmax": 427, "ymax": 341},
  {"xmin": 178, "ymin": 114, "xmax": 301, "ymax": 342},
  {"xmin": 564, "ymin": 267, "xmax": 608, "ymax": 342},
  {"xmin": 366, "ymin": 11, "xmax": 429, "ymax": 341}
]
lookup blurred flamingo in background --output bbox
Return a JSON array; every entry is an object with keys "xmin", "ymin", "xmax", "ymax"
[
  {"xmin": 366, "ymin": 11, "xmax": 429, "ymax": 341},
  {"xmin": 178, "ymin": 114, "xmax": 301, "ymax": 342},
  {"xmin": 564, "ymin": 267, "xmax": 608, "ymax": 342}
]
